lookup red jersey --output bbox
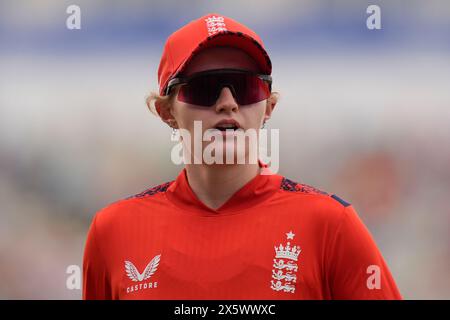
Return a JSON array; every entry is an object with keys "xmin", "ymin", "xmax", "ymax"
[{"xmin": 83, "ymin": 164, "xmax": 402, "ymax": 300}]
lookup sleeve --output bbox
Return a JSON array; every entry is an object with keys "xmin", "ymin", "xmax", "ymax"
[
  {"xmin": 326, "ymin": 205, "xmax": 402, "ymax": 299},
  {"xmin": 82, "ymin": 213, "xmax": 112, "ymax": 300}
]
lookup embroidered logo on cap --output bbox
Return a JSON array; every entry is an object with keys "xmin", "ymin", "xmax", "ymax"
[{"xmin": 204, "ymin": 15, "xmax": 227, "ymax": 36}]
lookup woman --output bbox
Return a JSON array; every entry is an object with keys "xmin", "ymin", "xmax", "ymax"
[{"xmin": 83, "ymin": 13, "xmax": 402, "ymax": 300}]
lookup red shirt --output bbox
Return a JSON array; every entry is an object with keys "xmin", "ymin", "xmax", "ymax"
[{"xmin": 83, "ymin": 164, "xmax": 402, "ymax": 300}]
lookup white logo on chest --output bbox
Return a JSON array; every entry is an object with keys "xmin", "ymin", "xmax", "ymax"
[
  {"xmin": 124, "ymin": 254, "xmax": 161, "ymax": 294},
  {"xmin": 270, "ymin": 231, "xmax": 301, "ymax": 294}
]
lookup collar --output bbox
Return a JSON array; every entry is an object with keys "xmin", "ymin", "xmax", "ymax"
[{"xmin": 165, "ymin": 161, "xmax": 282, "ymax": 215}]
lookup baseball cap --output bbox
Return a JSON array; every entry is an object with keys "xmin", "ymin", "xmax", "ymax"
[{"xmin": 157, "ymin": 13, "xmax": 272, "ymax": 96}]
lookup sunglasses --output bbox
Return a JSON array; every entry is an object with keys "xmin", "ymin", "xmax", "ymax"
[{"xmin": 165, "ymin": 68, "xmax": 272, "ymax": 107}]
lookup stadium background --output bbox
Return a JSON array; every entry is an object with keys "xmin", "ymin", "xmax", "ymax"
[{"xmin": 1, "ymin": 0, "xmax": 449, "ymax": 299}]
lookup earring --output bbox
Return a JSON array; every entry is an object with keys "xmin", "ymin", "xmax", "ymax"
[
  {"xmin": 261, "ymin": 121, "xmax": 267, "ymax": 129},
  {"xmin": 171, "ymin": 127, "xmax": 180, "ymax": 141}
]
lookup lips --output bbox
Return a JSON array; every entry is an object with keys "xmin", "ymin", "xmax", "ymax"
[{"xmin": 213, "ymin": 119, "xmax": 242, "ymax": 131}]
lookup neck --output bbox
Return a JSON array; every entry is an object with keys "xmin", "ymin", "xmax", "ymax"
[{"xmin": 185, "ymin": 162, "xmax": 261, "ymax": 210}]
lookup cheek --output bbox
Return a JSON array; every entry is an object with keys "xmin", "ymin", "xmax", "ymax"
[
  {"xmin": 241, "ymin": 103, "xmax": 266, "ymax": 128},
  {"xmin": 172, "ymin": 101, "xmax": 212, "ymax": 131}
]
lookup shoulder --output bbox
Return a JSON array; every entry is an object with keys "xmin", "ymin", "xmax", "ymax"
[
  {"xmin": 279, "ymin": 176, "xmax": 350, "ymax": 207},
  {"xmin": 124, "ymin": 180, "xmax": 173, "ymax": 200},
  {"xmin": 92, "ymin": 180, "xmax": 174, "ymax": 229},
  {"xmin": 278, "ymin": 176, "xmax": 353, "ymax": 222}
]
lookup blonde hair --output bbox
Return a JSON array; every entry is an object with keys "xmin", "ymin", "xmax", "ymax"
[{"xmin": 145, "ymin": 89, "xmax": 177, "ymax": 116}]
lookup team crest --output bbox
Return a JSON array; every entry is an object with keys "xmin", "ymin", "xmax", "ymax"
[
  {"xmin": 270, "ymin": 231, "xmax": 301, "ymax": 294},
  {"xmin": 204, "ymin": 15, "xmax": 227, "ymax": 36}
]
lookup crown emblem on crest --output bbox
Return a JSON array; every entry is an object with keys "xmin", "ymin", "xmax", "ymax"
[{"xmin": 274, "ymin": 241, "xmax": 301, "ymax": 261}]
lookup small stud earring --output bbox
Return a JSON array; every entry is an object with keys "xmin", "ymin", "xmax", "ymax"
[{"xmin": 171, "ymin": 127, "xmax": 180, "ymax": 141}]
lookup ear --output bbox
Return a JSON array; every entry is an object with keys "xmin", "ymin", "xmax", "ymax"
[
  {"xmin": 157, "ymin": 101, "xmax": 179, "ymax": 129},
  {"xmin": 264, "ymin": 93, "xmax": 277, "ymax": 122}
]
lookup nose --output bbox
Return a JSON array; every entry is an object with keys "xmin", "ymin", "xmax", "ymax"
[{"xmin": 215, "ymin": 86, "xmax": 239, "ymax": 113}]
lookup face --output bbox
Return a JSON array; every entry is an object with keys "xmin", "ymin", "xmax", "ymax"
[{"xmin": 165, "ymin": 46, "xmax": 275, "ymax": 165}]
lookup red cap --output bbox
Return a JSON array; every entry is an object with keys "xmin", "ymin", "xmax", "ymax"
[{"xmin": 157, "ymin": 13, "xmax": 272, "ymax": 96}]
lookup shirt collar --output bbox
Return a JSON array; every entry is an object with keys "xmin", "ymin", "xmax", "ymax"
[{"xmin": 165, "ymin": 161, "xmax": 282, "ymax": 215}]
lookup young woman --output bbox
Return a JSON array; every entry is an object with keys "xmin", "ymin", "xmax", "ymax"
[{"xmin": 83, "ymin": 13, "xmax": 402, "ymax": 300}]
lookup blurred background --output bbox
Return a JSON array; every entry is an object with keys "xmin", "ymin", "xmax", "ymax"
[{"xmin": 1, "ymin": 0, "xmax": 449, "ymax": 299}]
